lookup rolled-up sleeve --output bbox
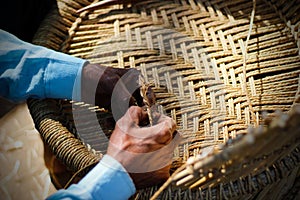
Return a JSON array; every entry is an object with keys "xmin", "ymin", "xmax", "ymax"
[
  {"xmin": 0, "ymin": 29, "xmax": 86, "ymax": 102},
  {"xmin": 47, "ymin": 155, "xmax": 136, "ymax": 200}
]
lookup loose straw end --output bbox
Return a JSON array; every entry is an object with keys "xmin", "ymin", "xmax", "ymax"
[
  {"xmin": 150, "ymin": 177, "xmax": 173, "ymax": 200},
  {"xmin": 77, "ymin": 0, "xmax": 118, "ymax": 13}
]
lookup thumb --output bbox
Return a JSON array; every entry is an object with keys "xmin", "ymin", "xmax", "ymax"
[{"xmin": 126, "ymin": 106, "xmax": 148, "ymax": 125}]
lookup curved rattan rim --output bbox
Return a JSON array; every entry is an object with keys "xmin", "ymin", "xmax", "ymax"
[{"xmin": 27, "ymin": 97, "xmax": 300, "ymax": 199}]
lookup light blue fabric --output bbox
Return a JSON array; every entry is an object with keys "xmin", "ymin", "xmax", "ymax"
[
  {"xmin": 0, "ymin": 29, "xmax": 136, "ymax": 199},
  {"xmin": 47, "ymin": 155, "xmax": 136, "ymax": 200},
  {"xmin": 0, "ymin": 29, "xmax": 85, "ymax": 102}
]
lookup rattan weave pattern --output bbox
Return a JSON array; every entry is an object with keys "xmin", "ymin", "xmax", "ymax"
[{"xmin": 28, "ymin": 0, "xmax": 300, "ymax": 199}]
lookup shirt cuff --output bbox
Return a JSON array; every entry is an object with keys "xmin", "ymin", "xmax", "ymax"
[{"xmin": 77, "ymin": 155, "xmax": 136, "ymax": 200}]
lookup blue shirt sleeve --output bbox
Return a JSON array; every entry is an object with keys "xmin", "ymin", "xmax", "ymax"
[
  {"xmin": 47, "ymin": 155, "xmax": 136, "ymax": 200},
  {"xmin": 0, "ymin": 29, "xmax": 86, "ymax": 102},
  {"xmin": 0, "ymin": 30, "xmax": 137, "ymax": 199}
]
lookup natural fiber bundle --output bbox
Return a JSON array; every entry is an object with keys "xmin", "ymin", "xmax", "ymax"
[{"xmin": 28, "ymin": 0, "xmax": 300, "ymax": 199}]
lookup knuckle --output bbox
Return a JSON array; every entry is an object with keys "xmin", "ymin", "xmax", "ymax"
[
  {"xmin": 127, "ymin": 106, "xmax": 142, "ymax": 119},
  {"xmin": 160, "ymin": 125, "xmax": 171, "ymax": 137},
  {"xmin": 128, "ymin": 106, "xmax": 141, "ymax": 114}
]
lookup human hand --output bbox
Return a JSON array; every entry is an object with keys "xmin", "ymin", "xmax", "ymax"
[
  {"xmin": 81, "ymin": 63, "xmax": 145, "ymax": 116},
  {"xmin": 107, "ymin": 106, "xmax": 181, "ymax": 189}
]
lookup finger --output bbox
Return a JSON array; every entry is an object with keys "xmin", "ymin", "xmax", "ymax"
[
  {"xmin": 120, "ymin": 106, "xmax": 148, "ymax": 125},
  {"xmin": 138, "ymin": 116, "xmax": 176, "ymax": 144},
  {"xmin": 114, "ymin": 106, "xmax": 149, "ymax": 139}
]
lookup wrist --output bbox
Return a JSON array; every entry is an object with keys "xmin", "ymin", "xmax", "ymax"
[{"xmin": 80, "ymin": 63, "xmax": 102, "ymax": 104}]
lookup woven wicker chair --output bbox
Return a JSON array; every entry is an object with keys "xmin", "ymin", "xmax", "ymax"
[{"xmin": 28, "ymin": 0, "xmax": 300, "ymax": 199}]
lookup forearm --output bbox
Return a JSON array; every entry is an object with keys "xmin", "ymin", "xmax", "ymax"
[
  {"xmin": 0, "ymin": 29, "xmax": 86, "ymax": 102},
  {"xmin": 47, "ymin": 155, "xmax": 136, "ymax": 200}
]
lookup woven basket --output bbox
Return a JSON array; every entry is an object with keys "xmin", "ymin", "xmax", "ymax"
[{"xmin": 28, "ymin": 0, "xmax": 300, "ymax": 199}]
